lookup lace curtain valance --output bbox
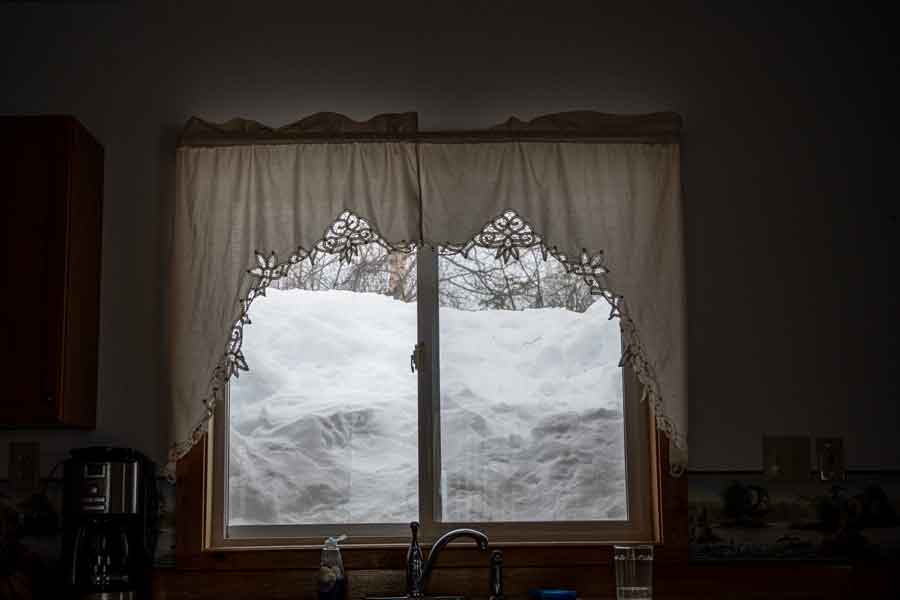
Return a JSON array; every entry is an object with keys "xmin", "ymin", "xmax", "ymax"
[{"xmin": 169, "ymin": 111, "xmax": 687, "ymax": 476}]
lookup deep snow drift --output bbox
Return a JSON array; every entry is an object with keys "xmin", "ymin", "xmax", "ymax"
[{"xmin": 228, "ymin": 288, "xmax": 626, "ymax": 525}]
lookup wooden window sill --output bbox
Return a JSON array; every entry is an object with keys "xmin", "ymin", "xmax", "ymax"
[{"xmin": 175, "ymin": 431, "xmax": 687, "ymax": 570}]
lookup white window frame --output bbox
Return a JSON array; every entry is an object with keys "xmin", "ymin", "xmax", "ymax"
[{"xmin": 206, "ymin": 247, "xmax": 659, "ymax": 549}]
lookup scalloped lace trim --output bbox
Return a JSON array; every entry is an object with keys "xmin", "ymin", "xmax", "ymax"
[{"xmin": 166, "ymin": 208, "xmax": 685, "ymax": 480}]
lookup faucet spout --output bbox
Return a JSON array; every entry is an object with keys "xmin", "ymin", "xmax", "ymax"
[{"xmin": 412, "ymin": 526, "xmax": 488, "ymax": 597}]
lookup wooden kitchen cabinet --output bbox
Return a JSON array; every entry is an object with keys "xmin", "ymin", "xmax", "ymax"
[{"xmin": 1, "ymin": 115, "xmax": 103, "ymax": 428}]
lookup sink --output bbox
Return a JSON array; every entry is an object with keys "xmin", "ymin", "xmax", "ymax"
[
  {"xmin": 371, "ymin": 523, "xmax": 489, "ymax": 600},
  {"xmin": 367, "ymin": 596, "xmax": 466, "ymax": 600}
]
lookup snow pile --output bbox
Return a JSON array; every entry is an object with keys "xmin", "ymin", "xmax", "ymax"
[{"xmin": 228, "ymin": 288, "xmax": 626, "ymax": 525}]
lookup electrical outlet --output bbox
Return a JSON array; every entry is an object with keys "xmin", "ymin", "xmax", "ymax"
[
  {"xmin": 816, "ymin": 437, "xmax": 845, "ymax": 481},
  {"xmin": 9, "ymin": 442, "xmax": 40, "ymax": 493}
]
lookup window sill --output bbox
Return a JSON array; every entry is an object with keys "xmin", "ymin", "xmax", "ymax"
[{"xmin": 175, "ymin": 431, "xmax": 687, "ymax": 570}]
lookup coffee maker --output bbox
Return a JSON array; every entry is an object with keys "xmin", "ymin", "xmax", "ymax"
[{"xmin": 62, "ymin": 447, "xmax": 158, "ymax": 599}]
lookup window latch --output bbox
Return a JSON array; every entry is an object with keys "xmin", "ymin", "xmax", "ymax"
[{"xmin": 410, "ymin": 342, "xmax": 424, "ymax": 373}]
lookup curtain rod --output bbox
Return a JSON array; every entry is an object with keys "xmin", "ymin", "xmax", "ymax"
[
  {"xmin": 178, "ymin": 131, "xmax": 681, "ymax": 147},
  {"xmin": 177, "ymin": 112, "xmax": 683, "ymax": 147}
]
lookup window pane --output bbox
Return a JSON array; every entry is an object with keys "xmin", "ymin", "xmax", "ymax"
[
  {"xmin": 228, "ymin": 246, "xmax": 418, "ymax": 525},
  {"xmin": 438, "ymin": 247, "xmax": 627, "ymax": 522}
]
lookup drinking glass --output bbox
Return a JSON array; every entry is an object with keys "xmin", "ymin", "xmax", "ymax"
[{"xmin": 613, "ymin": 544, "xmax": 653, "ymax": 599}]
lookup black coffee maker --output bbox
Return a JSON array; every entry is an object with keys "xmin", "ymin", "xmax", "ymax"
[{"xmin": 62, "ymin": 447, "xmax": 157, "ymax": 599}]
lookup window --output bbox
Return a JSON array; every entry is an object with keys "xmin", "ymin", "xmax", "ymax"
[
  {"xmin": 172, "ymin": 114, "xmax": 686, "ymax": 553},
  {"xmin": 209, "ymin": 240, "xmax": 657, "ymax": 547},
  {"xmin": 436, "ymin": 246, "xmax": 629, "ymax": 523},
  {"xmin": 227, "ymin": 244, "xmax": 419, "ymax": 527}
]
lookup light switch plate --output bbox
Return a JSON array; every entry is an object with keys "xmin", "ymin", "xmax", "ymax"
[
  {"xmin": 762, "ymin": 435, "xmax": 811, "ymax": 481},
  {"xmin": 9, "ymin": 442, "xmax": 40, "ymax": 493},
  {"xmin": 816, "ymin": 437, "xmax": 845, "ymax": 481}
]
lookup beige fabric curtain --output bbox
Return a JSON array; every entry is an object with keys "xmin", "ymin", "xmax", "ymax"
[
  {"xmin": 168, "ymin": 111, "xmax": 687, "ymax": 476},
  {"xmin": 169, "ymin": 141, "xmax": 421, "ymax": 471},
  {"xmin": 419, "ymin": 141, "xmax": 687, "ymax": 471}
]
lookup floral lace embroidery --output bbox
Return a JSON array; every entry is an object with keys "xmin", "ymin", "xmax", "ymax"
[
  {"xmin": 168, "ymin": 208, "xmax": 686, "ymax": 478},
  {"xmin": 313, "ymin": 209, "xmax": 416, "ymax": 263}
]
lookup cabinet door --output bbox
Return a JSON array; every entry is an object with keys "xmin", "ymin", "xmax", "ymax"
[
  {"xmin": 59, "ymin": 121, "xmax": 102, "ymax": 427},
  {"xmin": 1, "ymin": 118, "xmax": 69, "ymax": 424}
]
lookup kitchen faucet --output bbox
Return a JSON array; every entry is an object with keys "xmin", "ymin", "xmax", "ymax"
[{"xmin": 406, "ymin": 522, "xmax": 489, "ymax": 598}]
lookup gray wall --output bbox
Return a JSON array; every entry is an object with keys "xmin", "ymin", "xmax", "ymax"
[{"xmin": 1, "ymin": 1, "xmax": 895, "ymax": 476}]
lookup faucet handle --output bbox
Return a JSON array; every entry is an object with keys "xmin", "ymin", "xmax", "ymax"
[
  {"xmin": 407, "ymin": 521, "xmax": 424, "ymax": 598},
  {"xmin": 491, "ymin": 548, "xmax": 503, "ymax": 566}
]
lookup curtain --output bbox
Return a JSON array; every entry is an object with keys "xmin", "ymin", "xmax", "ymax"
[
  {"xmin": 419, "ymin": 140, "xmax": 687, "ymax": 471},
  {"xmin": 168, "ymin": 111, "xmax": 687, "ymax": 476},
  {"xmin": 169, "ymin": 113, "xmax": 421, "ymax": 473}
]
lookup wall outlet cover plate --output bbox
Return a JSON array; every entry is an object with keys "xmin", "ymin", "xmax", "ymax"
[
  {"xmin": 816, "ymin": 437, "xmax": 845, "ymax": 481},
  {"xmin": 9, "ymin": 441, "xmax": 40, "ymax": 493}
]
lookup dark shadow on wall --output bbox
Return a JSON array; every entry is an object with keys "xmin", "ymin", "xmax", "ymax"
[{"xmin": 156, "ymin": 124, "xmax": 181, "ymax": 471}]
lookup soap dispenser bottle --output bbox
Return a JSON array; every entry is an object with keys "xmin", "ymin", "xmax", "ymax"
[{"xmin": 317, "ymin": 535, "xmax": 347, "ymax": 600}]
